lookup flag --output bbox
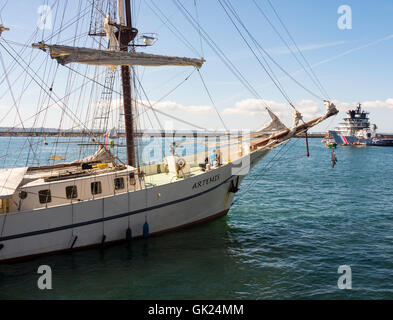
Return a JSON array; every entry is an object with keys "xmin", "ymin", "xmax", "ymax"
[{"xmin": 105, "ymin": 135, "xmax": 109, "ymax": 150}]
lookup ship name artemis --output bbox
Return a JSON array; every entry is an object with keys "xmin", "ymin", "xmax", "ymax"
[{"xmin": 192, "ymin": 174, "xmax": 220, "ymax": 189}]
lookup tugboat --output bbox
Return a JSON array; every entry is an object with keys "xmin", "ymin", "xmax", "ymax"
[{"xmin": 329, "ymin": 103, "xmax": 393, "ymax": 146}]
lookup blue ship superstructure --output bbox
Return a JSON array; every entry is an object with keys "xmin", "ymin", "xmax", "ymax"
[{"xmin": 329, "ymin": 103, "xmax": 393, "ymax": 146}]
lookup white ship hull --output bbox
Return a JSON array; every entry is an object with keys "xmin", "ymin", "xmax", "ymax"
[{"xmin": 0, "ymin": 149, "xmax": 269, "ymax": 262}]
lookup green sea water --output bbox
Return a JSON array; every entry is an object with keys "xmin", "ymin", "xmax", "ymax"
[{"xmin": 0, "ymin": 137, "xmax": 392, "ymax": 299}]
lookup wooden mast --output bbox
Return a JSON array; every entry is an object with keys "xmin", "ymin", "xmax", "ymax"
[{"xmin": 119, "ymin": 0, "xmax": 138, "ymax": 167}]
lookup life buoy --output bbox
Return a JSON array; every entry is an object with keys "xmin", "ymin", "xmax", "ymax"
[{"xmin": 177, "ymin": 157, "xmax": 186, "ymax": 170}]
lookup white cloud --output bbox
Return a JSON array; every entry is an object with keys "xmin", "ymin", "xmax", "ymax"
[
  {"xmin": 223, "ymin": 99, "xmax": 274, "ymax": 116},
  {"xmin": 138, "ymin": 100, "xmax": 214, "ymax": 114},
  {"xmin": 82, "ymin": 97, "xmax": 393, "ymax": 131},
  {"xmin": 222, "ymin": 97, "xmax": 393, "ymax": 130},
  {"xmin": 223, "ymin": 98, "xmax": 321, "ymax": 120},
  {"xmin": 360, "ymin": 98, "xmax": 393, "ymax": 110},
  {"xmin": 331, "ymin": 100, "xmax": 351, "ymax": 112},
  {"xmin": 296, "ymin": 99, "xmax": 321, "ymax": 118},
  {"xmin": 330, "ymin": 98, "xmax": 393, "ymax": 113},
  {"xmin": 92, "ymin": 98, "xmax": 214, "ymax": 116},
  {"xmin": 91, "ymin": 97, "xmax": 393, "ymax": 124}
]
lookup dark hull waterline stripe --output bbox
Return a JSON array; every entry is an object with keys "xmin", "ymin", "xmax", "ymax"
[{"xmin": 0, "ymin": 175, "xmax": 234, "ymax": 242}]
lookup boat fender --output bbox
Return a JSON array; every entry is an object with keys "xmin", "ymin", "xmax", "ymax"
[
  {"xmin": 0, "ymin": 244, "xmax": 4, "ymax": 251},
  {"xmin": 177, "ymin": 157, "xmax": 186, "ymax": 170},
  {"xmin": 101, "ymin": 234, "xmax": 106, "ymax": 247},
  {"xmin": 126, "ymin": 227, "xmax": 132, "ymax": 241},
  {"xmin": 143, "ymin": 222, "xmax": 149, "ymax": 238}
]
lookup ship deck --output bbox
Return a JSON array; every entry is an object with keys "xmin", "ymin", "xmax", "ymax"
[{"xmin": 144, "ymin": 166, "xmax": 206, "ymax": 187}]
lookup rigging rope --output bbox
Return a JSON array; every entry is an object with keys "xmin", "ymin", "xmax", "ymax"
[
  {"xmin": 193, "ymin": 0, "xmax": 205, "ymax": 58},
  {"xmin": 0, "ymin": 42, "xmax": 97, "ymax": 138},
  {"xmin": 220, "ymin": 0, "xmax": 325, "ymax": 103},
  {"xmin": 197, "ymin": 69, "xmax": 228, "ymax": 131},
  {"xmin": 63, "ymin": 63, "xmax": 217, "ymax": 131},
  {"xmin": 43, "ymin": 3, "xmax": 91, "ymax": 43},
  {"xmin": 134, "ymin": 72, "xmax": 164, "ymax": 130},
  {"xmin": 0, "ymin": 51, "xmax": 39, "ymax": 162},
  {"xmin": 172, "ymin": 0, "xmax": 269, "ymax": 109},
  {"xmin": 147, "ymin": 0, "xmax": 202, "ymax": 58},
  {"xmin": 218, "ymin": 0, "xmax": 295, "ymax": 107},
  {"xmin": 265, "ymin": 0, "xmax": 331, "ymax": 101},
  {"xmin": 251, "ymin": 0, "xmax": 328, "ymax": 101}
]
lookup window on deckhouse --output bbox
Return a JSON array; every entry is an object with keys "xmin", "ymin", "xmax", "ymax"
[
  {"xmin": 38, "ymin": 190, "xmax": 51, "ymax": 204},
  {"xmin": 114, "ymin": 177, "xmax": 124, "ymax": 190},
  {"xmin": 66, "ymin": 186, "xmax": 78, "ymax": 199},
  {"xmin": 91, "ymin": 182, "xmax": 102, "ymax": 195}
]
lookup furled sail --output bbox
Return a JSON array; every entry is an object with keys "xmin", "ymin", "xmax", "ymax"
[
  {"xmin": 80, "ymin": 145, "xmax": 117, "ymax": 164},
  {"xmin": 256, "ymin": 107, "xmax": 288, "ymax": 134},
  {"xmin": 292, "ymin": 109, "xmax": 303, "ymax": 127},
  {"xmin": 32, "ymin": 43, "xmax": 205, "ymax": 69},
  {"xmin": 0, "ymin": 167, "xmax": 28, "ymax": 199}
]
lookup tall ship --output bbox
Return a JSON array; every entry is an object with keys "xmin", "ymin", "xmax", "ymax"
[
  {"xmin": 329, "ymin": 103, "xmax": 393, "ymax": 146},
  {"xmin": 0, "ymin": 0, "xmax": 337, "ymax": 261}
]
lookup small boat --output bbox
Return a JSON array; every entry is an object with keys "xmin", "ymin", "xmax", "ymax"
[
  {"xmin": 325, "ymin": 141, "xmax": 337, "ymax": 149},
  {"xmin": 351, "ymin": 141, "xmax": 366, "ymax": 147}
]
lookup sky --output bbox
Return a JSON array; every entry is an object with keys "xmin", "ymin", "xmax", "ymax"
[{"xmin": 0, "ymin": 0, "xmax": 393, "ymax": 132}]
